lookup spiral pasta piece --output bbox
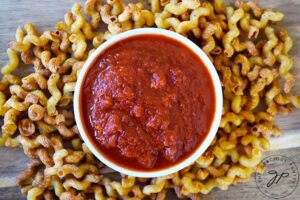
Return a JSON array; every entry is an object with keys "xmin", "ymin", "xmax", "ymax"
[{"xmin": 47, "ymin": 74, "xmax": 61, "ymax": 116}]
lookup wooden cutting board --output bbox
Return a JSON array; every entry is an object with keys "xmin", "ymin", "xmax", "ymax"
[{"xmin": 0, "ymin": 0, "xmax": 300, "ymax": 199}]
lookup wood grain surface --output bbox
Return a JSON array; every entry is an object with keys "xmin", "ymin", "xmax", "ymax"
[{"xmin": 0, "ymin": 0, "xmax": 300, "ymax": 200}]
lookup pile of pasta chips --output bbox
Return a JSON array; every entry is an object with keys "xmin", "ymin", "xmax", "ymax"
[{"xmin": 0, "ymin": 0, "xmax": 299, "ymax": 199}]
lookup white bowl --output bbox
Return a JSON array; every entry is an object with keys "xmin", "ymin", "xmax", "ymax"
[{"xmin": 74, "ymin": 28, "xmax": 223, "ymax": 178}]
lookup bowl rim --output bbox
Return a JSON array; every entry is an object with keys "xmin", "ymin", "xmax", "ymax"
[{"xmin": 74, "ymin": 28, "xmax": 223, "ymax": 178}]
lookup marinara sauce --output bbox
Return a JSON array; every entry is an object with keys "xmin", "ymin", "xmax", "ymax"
[{"xmin": 81, "ymin": 35, "xmax": 216, "ymax": 171}]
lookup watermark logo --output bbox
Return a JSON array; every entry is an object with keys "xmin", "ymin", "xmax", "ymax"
[{"xmin": 255, "ymin": 155, "xmax": 299, "ymax": 199}]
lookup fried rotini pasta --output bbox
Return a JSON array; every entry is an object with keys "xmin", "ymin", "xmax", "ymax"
[
  {"xmin": 250, "ymin": 10, "xmax": 284, "ymax": 29},
  {"xmin": 8, "ymin": 26, "xmax": 31, "ymax": 52},
  {"xmin": 1, "ymin": 48, "xmax": 19, "ymax": 74},
  {"xmin": 84, "ymin": 0, "xmax": 101, "ymax": 30},
  {"xmin": 27, "ymin": 187, "xmax": 44, "ymax": 200},
  {"xmin": 69, "ymin": 31, "xmax": 88, "ymax": 60},
  {"xmin": 0, "ymin": 0, "xmax": 299, "ymax": 199},
  {"xmin": 47, "ymin": 74, "xmax": 62, "ymax": 116},
  {"xmin": 223, "ymin": 8, "xmax": 244, "ymax": 57},
  {"xmin": 63, "ymin": 174, "xmax": 102, "ymax": 190},
  {"xmin": 164, "ymin": 0, "xmax": 200, "ymax": 15}
]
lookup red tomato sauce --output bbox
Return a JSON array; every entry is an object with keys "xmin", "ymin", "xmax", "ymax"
[{"xmin": 81, "ymin": 34, "xmax": 216, "ymax": 171}]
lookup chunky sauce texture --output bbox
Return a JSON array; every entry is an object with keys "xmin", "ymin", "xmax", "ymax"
[{"xmin": 82, "ymin": 35, "xmax": 216, "ymax": 171}]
